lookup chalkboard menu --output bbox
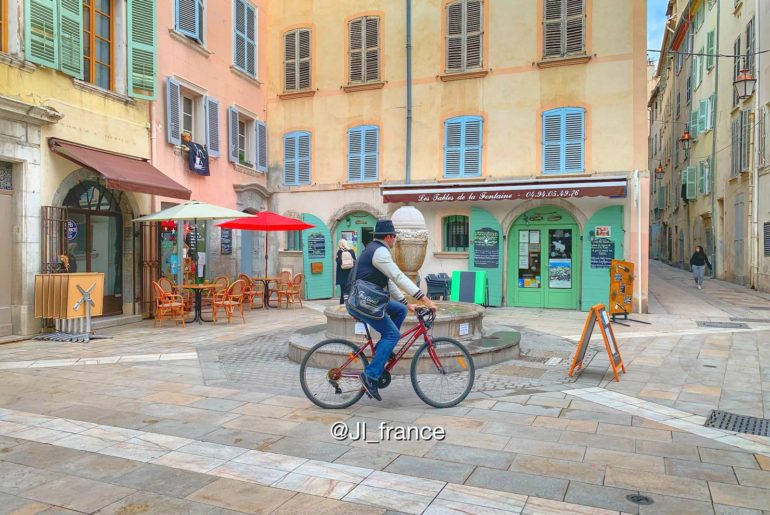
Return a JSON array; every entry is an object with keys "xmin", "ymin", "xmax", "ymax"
[
  {"xmin": 473, "ymin": 227, "xmax": 499, "ymax": 268},
  {"xmin": 307, "ymin": 233, "xmax": 326, "ymax": 259},
  {"xmin": 590, "ymin": 238, "xmax": 614, "ymax": 268},
  {"xmin": 220, "ymin": 228, "xmax": 232, "ymax": 255}
]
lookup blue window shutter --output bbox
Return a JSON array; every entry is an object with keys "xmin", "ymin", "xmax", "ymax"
[
  {"xmin": 177, "ymin": 0, "xmax": 200, "ymax": 41},
  {"xmin": 542, "ymin": 110, "xmax": 563, "ymax": 174},
  {"xmin": 204, "ymin": 96, "xmax": 220, "ymax": 157},
  {"xmin": 444, "ymin": 119, "xmax": 463, "ymax": 178},
  {"xmin": 283, "ymin": 133, "xmax": 296, "ymax": 185},
  {"xmin": 246, "ymin": 3, "xmax": 256, "ymax": 76},
  {"xmin": 256, "ymin": 121, "xmax": 267, "ymax": 172},
  {"xmin": 228, "ymin": 107, "xmax": 239, "ymax": 162},
  {"xmin": 464, "ymin": 117, "xmax": 482, "ymax": 176},
  {"xmin": 564, "ymin": 109, "xmax": 584, "ymax": 173},
  {"xmin": 363, "ymin": 126, "xmax": 379, "ymax": 180},
  {"xmin": 233, "ymin": 0, "xmax": 246, "ymax": 71},
  {"xmin": 347, "ymin": 127, "xmax": 363, "ymax": 181},
  {"xmin": 166, "ymin": 77, "xmax": 181, "ymax": 146},
  {"xmin": 297, "ymin": 132, "xmax": 311, "ymax": 184}
]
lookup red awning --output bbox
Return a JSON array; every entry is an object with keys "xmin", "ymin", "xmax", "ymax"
[{"xmin": 49, "ymin": 138, "xmax": 191, "ymax": 200}]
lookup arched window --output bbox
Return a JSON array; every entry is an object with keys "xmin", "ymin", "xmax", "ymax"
[{"xmin": 63, "ymin": 181, "xmax": 121, "ymax": 212}]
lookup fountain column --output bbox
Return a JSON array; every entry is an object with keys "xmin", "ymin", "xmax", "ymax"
[{"xmin": 391, "ymin": 206, "xmax": 428, "ymax": 288}]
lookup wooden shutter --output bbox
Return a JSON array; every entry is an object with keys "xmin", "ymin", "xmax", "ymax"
[
  {"xmin": 543, "ymin": 0, "xmax": 562, "ymax": 58},
  {"xmin": 697, "ymin": 161, "xmax": 704, "ymax": 194},
  {"xmin": 256, "ymin": 121, "xmax": 267, "ymax": 172},
  {"xmin": 444, "ymin": 119, "xmax": 463, "ymax": 177},
  {"xmin": 24, "ymin": 0, "xmax": 58, "ymax": 69},
  {"xmin": 58, "ymin": 0, "xmax": 82, "ymax": 78},
  {"xmin": 176, "ymin": 0, "xmax": 198, "ymax": 40},
  {"xmin": 364, "ymin": 17, "xmax": 379, "ymax": 81},
  {"xmin": 228, "ymin": 107, "xmax": 239, "ymax": 162},
  {"xmin": 234, "ymin": 0, "xmax": 246, "ymax": 71},
  {"xmin": 348, "ymin": 18, "xmax": 363, "ymax": 83},
  {"xmin": 542, "ymin": 110, "xmax": 563, "ymax": 173},
  {"xmin": 347, "ymin": 127, "xmax": 362, "ymax": 181},
  {"xmin": 564, "ymin": 109, "xmax": 584, "ymax": 173},
  {"xmin": 706, "ymin": 30, "xmax": 715, "ymax": 69},
  {"xmin": 446, "ymin": 1, "xmax": 463, "ymax": 71},
  {"xmin": 166, "ymin": 77, "xmax": 181, "ymax": 145},
  {"xmin": 283, "ymin": 133, "xmax": 297, "ymax": 184},
  {"xmin": 245, "ymin": 3, "xmax": 256, "ymax": 76},
  {"xmin": 128, "ymin": 0, "xmax": 157, "ymax": 99},
  {"xmin": 564, "ymin": 0, "xmax": 584, "ymax": 55},
  {"xmin": 205, "ymin": 96, "xmax": 220, "ymax": 157},
  {"xmin": 363, "ymin": 126, "xmax": 378, "ymax": 180},
  {"xmin": 465, "ymin": 0, "xmax": 482, "ymax": 69},
  {"xmin": 741, "ymin": 110, "xmax": 750, "ymax": 171},
  {"xmin": 690, "ymin": 107, "xmax": 698, "ymax": 137},
  {"xmin": 298, "ymin": 29, "xmax": 311, "ymax": 89},
  {"xmin": 297, "ymin": 132, "xmax": 311, "ymax": 184},
  {"xmin": 699, "ymin": 100, "xmax": 707, "ymax": 134},
  {"xmin": 284, "ymin": 31, "xmax": 296, "ymax": 90},
  {"xmin": 686, "ymin": 165, "xmax": 696, "ymax": 199},
  {"xmin": 285, "ymin": 29, "xmax": 311, "ymax": 90},
  {"xmin": 464, "ymin": 117, "xmax": 482, "ymax": 176}
]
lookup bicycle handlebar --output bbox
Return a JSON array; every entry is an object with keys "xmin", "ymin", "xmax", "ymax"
[{"xmin": 415, "ymin": 307, "xmax": 436, "ymax": 328}]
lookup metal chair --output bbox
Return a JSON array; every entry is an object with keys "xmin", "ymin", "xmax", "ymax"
[{"xmin": 425, "ymin": 274, "xmax": 450, "ymax": 300}]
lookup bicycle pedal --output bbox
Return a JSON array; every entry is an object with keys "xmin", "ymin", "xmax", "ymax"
[{"xmin": 361, "ymin": 387, "xmax": 373, "ymax": 399}]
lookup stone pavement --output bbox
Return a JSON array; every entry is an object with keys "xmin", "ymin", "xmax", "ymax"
[{"xmin": 0, "ymin": 261, "xmax": 768, "ymax": 514}]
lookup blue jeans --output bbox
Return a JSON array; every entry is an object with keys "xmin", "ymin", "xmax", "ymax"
[{"xmin": 347, "ymin": 300, "xmax": 407, "ymax": 380}]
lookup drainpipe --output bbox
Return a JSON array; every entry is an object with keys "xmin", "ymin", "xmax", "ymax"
[
  {"xmin": 750, "ymin": 0, "xmax": 761, "ymax": 288},
  {"xmin": 709, "ymin": 0, "xmax": 721, "ymax": 278},
  {"xmin": 405, "ymin": 0, "xmax": 413, "ymax": 184},
  {"xmin": 635, "ymin": 170, "xmax": 643, "ymax": 314}
]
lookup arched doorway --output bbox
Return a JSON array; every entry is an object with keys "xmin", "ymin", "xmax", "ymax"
[
  {"xmin": 63, "ymin": 181, "xmax": 124, "ymax": 315},
  {"xmin": 332, "ymin": 211, "xmax": 377, "ymax": 298},
  {"xmin": 507, "ymin": 206, "xmax": 580, "ymax": 309}
]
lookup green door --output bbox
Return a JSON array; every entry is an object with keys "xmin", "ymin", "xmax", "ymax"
[
  {"xmin": 302, "ymin": 214, "xmax": 333, "ymax": 299},
  {"xmin": 333, "ymin": 212, "xmax": 376, "ymax": 296},
  {"xmin": 507, "ymin": 207, "xmax": 580, "ymax": 309}
]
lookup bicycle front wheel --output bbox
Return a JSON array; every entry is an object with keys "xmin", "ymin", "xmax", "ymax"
[
  {"xmin": 299, "ymin": 339, "xmax": 369, "ymax": 409},
  {"xmin": 410, "ymin": 337, "xmax": 475, "ymax": 408}
]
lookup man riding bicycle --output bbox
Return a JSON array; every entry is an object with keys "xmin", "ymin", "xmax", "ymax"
[{"xmin": 346, "ymin": 219, "xmax": 437, "ymax": 401}]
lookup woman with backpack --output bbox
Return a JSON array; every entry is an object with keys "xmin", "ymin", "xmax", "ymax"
[{"xmin": 336, "ymin": 239, "xmax": 356, "ymax": 304}]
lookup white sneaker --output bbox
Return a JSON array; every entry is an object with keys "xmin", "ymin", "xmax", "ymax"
[{"xmin": 698, "ymin": 285, "xmax": 702, "ymax": 289}]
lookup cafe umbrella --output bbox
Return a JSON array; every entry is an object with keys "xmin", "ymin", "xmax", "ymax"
[{"xmin": 217, "ymin": 211, "xmax": 315, "ymax": 278}]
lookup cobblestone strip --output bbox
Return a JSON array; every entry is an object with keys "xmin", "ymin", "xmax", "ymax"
[
  {"xmin": 0, "ymin": 352, "xmax": 198, "ymax": 370},
  {"xmin": 563, "ymin": 387, "xmax": 770, "ymax": 457},
  {"xmin": 0, "ymin": 406, "xmax": 619, "ymax": 514}
]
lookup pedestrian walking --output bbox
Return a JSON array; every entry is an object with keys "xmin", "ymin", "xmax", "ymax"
[
  {"xmin": 689, "ymin": 245, "xmax": 712, "ymax": 289},
  {"xmin": 336, "ymin": 239, "xmax": 356, "ymax": 304}
]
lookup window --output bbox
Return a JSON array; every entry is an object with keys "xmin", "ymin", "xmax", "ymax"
[
  {"xmin": 764, "ymin": 222, "xmax": 770, "ymax": 257},
  {"xmin": 349, "ymin": 16, "xmax": 380, "ymax": 83},
  {"xmin": 82, "ymin": 0, "xmax": 113, "ymax": 90},
  {"xmin": 286, "ymin": 231, "xmax": 302, "ymax": 251},
  {"xmin": 445, "ymin": 0, "xmax": 482, "ymax": 72},
  {"xmin": 166, "ymin": 77, "xmax": 221, "ymax": 156},
  {"xmin": 176, "ymin": 0, "xmax": 204, "ymax": 44},
  {"xmin": 684, "ymin": 165, "xmax": 696, "ymax": 200},
  {"xmin": 543, "ymin": 0, "xmax": 584, "ymax": 58},
  {"xmin": 706, "ymin": 30, "xmax": 715, "ymax": 70},
  {"xmin": 733, "ymin": 37, "xmax": 741, "ymax": 106},
  {"xmin": 227, "ymin": 107, "xmax": 266, "ymax": 170},
  {"xmin": 443, "ymin": 215, "xmax": 469, "ymax": 252},
  {"xmin": 284, "ymin": 29, "xmax": 311, "ymax": 91},
  {"xmin": 731, "ymin": 111, "xmax": 750, "ymax": 176},
  {"xmin": 233, "ymin": 0, "xmax": 256, "ymax": 76},
  {"xmin": 693, "ymin": 47, "xmax": 703, "ymax": 88},
  {"xmin": 283, "ymin": 131, "xmax": 311, "ymax": 185},
  {"xmin": 676, "ymin": 92, "xmax": 681, "ymax": 118},
  {"xmin": 686, "ymin": 76, "xmax": 691, "ymax": 104},
  {"xmin": 542, "ymin": 107, "xmax": 585, "ymax": 175},
  {"xmin": 745, "ymin": 17, "xmax": 755, "ymax": 75},
  {"xmin": 444, "ymin": 116, "xmax": 482, "ymax": 178},
  {"xmin": 347, "ymin": 125, "xmax": 379, "ymax": 182}
]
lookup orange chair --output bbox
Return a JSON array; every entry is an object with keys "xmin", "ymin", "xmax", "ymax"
[
  {"xmin": 152, "ymin": 281, "xmax": 186, "ymax": 327},
  {"xmin": 212, "ymin": 279, "xmax": 246, "ymax": 323},
  {"xmin": 159, "ymin": 276, "xmax": 191, "ymax": 312},
  {"xmin": 267, "ymin": 270, "xmax": 292, "ymax": 307},
  {"xmin": 238, "ymin": 273, "xmax": 260, "ymax": 309},
  {"xmin": 278, "ymin": 273, "xmax": 304, "ymax": 308},
  {"xmin": 204, "ymin": 276, "xmax": 229, "ymax": 309}
]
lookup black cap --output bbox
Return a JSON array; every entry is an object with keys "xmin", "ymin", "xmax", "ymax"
[{"xmin": 373, "ymin": 219, "xmax": 396, "ymax": 237}]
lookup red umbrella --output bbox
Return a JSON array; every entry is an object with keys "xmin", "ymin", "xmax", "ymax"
[{"xmin": 218, "ymin": 211, "xmax": 315, "ymax": 276}]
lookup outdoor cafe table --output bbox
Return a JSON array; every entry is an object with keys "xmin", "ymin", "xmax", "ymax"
[
  {"xmin": 252, "ymin": 276, "xmax": 282, "ymax": 309},
  {"xmin": 182, "ymin": 283, "xmax": 215, "ymax": 323}
]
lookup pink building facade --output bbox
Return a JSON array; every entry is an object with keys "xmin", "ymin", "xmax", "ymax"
[{"xmin": 150, "ymin": 0, "xmax": 269, "ymax": 279}]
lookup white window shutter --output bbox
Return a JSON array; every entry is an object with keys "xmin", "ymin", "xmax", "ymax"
[
  {"xmin": 446, "ymin": 2, "xmax": 464, "ymax": 71},
  {"xmin": 256, "ymin": 121, "xmax": 267, "ymax": 172},
  {"xmin": 543, "ymin": 0, "xmax": 562, "ymax": 58},
  {"xmin": 228, "ymin": 107, "xmax": 239, "ymax": 163},
  {"xmin": 166, "ymin": 77, "xmax": 181, "ymax": 146},
  {"xmin": 205, "ymin": 96, "xmax": 220, "ymax": 157},
  {"xmin": 444, "ymin": 120, "xmax": 463, "ymax": 177},
  {"xmin": 364, "ymin": 17, "xmax": 380, "ymax": 81},
  {"xmin": 565, "ymin": 0, "xmax": 585, "ymax": 55},
  {"xmin": 542, "ymin": 111, "xmax": 563, "ymax": 173}
]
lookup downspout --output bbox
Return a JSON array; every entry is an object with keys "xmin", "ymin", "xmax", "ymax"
[
  {"xmin": 750, "ymin": 0, "xmax": 761, "ymax": 287},
  {"xmin": 709, "ymin": 0, "xmax": 720, "ymax": 278},
  {"xmin": 635, "ymin": 170, "xmax": 643, "ymax": 314},
  {"xmin": 405, "ymin": 0, "xmax": 413, "ymax": 184}
]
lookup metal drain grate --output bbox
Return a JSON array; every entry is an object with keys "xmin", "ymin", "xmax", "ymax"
[
  {"xmin": 626, "ymin": 494, "xmax": 653, "ymax": 505},
  {"xmin": 696, "ymin": 321, "xmax": 750, "ymax": 329},
  {"xmin": 705, "ymin": 410, "xmax": 770, "ymax": 436}
]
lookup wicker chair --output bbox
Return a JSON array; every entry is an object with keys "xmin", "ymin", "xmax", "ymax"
[
  {"xmin": 278, "ymin": 273, "xmax": 304, "ymax": 308},
  {"xmin": 158, "ymin": 276, "xmax": 190, "ymax": 311},
  {"xmin": 212, "ymin": 279, "xmax": 246, "ymax": 323},
  {"xmin": 238, "ymin": 273, "xmax": 260, "ymax": 309},
  {"xmin": 204, "ymin": 275, "xmax": 229, "ymax": 308},
  {"xmin": 267, "ymin": 270, "xmax": 292, "ymax": 307},
  {"xmin": 152, "ymin": 281, "xmax": 186, "ymax": 327}
]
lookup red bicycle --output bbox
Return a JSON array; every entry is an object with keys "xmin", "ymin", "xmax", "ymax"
[{"xmin": 299, "ymin": 308, "xmax": 475, "ymax": 408}]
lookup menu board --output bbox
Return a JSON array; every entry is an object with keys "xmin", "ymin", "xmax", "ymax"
[
  {"xmin": 609, "ymin": 259, "xmax": 634, "ymax": 318},
  {"xmin": 590, "ymin": 238, "xmax": 615, "ymax": 268},
  {"xmin": 220, "ymin": 228, "xmax": 233, "ymax": 255},
  {"xmin": 307, "ymin": 232, "xmax": 326, "ymax": 259},
  {"xmin": 473, "ymin": 227, "xmax": 499, "ymax": 269}
]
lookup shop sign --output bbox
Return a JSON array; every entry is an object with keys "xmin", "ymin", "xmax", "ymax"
[
  {"xmin": 595, "ymin": 226, "xmax": 611, "ymax": 238},
  {"xmin": 307, "ymin": 232, "xmax": 326, "ymax": 259},
  {"xmin": 65, "ymin": 219, "xmax": 78, "ymax": 241},
  {"xmin": 382, "ymin": 181, "xmax": 627, "ymax": 203},
  {"xmin": 473, "ymin": 227, "xmax": 499, "ymax": 268},
  {"xmin": 220, "ymin": 228, "xmax": 233, "ymax": 255},
  {"xmin": 590, "ymin": 238, "xmax": 615, "ymax": 268}
]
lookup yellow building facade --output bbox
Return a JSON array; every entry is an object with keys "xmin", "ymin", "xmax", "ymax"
[{"xmin": 266, "ymin": 0, "xmax": 649, "ymax": 311}]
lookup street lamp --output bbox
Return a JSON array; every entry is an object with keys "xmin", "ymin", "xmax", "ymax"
[
  {"xmin": 679, "ymin": 128, "xmax": 692, "ymax": 159},
  {"xmin": 733, "ymin": 67, "xmax": 757, "ymax": 101},
  {"xmin": 655, "ymin": 163, "xmax": 664, "ymax": 176}
]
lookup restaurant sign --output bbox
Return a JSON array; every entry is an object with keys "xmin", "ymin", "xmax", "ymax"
[{"xmin": 382, "ymin": 180, "xmax": 627, "ymax": 204}]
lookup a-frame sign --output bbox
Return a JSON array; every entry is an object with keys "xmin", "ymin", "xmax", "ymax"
[{"xmin": 569, "ymin": 304, "xmax": 626, "ymax": 382}]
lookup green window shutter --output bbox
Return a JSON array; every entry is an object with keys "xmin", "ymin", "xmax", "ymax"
[
  {"xmin": 58, "ymin": 0, "xmax": 83, "ymax": 78},
  {"xmin": 228, "ymin": 107, "xmax": 239, "ymax": 163},
  {"xmin": 686, "ymin": 165, "xmax": 697, "ymax": 199},
  {"xmin": 128, "ymin": 0, "xmax": 158, "ymax": 99},
  {"xmin": 25, "ymin": 0, "xmax": 58, "ymax": 69},
  {"xmin": 704, "ymin": 158, "xmax": 711, "ymax": 194},
  {"xmin": 706, "ymin": 30, "xmax": 715, "ymax": 69},
  {"xmin": 690, "ymin": 107, "xmax": 698, "ymax": 136},
  {"xmin": 256, "ymin": 121, "xmax": 267, "ymax": 172},
  {"xmin": 699, "ymin": 100, "xmax": 707, "ymax": 134},
  {"xmin": 697, "ymin": 161, "xmax": 704, "ymax": 195}
]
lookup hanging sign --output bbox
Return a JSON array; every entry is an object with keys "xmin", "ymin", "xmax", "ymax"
[
  {"xmin": 220, "ymin": 228, "xmax": 233, "ymax": 255},
  {"xmin": 590, "ymin": 238, "xmax": 615, "ymax": 268},
  {"xmin": 473, "ymin": 227, "xmax": 499, "ymax": 268},
  {"xmin": 568, "ymin": 304, "xmax": 626, "ymax": 382},
  {"xmin": 65, "ymin": 219, "xmax": 78, "ymax": 241},
  {"xmin": 609, "ymin": 259, "xmax": 634, "ymax": 320}
]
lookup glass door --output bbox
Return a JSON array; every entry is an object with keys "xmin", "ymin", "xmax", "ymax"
[{"xmin": 544, "ymin": 227, "xmax": 578, "ymax": 309}]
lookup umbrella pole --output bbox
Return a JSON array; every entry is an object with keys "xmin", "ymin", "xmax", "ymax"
[
  {"xmin": 177, "ymin": 220, "xmax": 184, "ymax": 287},
  {"xmin": 264, "ymin": 232, "xmax": 268, "ymax": 276}
]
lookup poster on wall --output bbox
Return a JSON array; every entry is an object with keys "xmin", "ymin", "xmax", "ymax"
[
  {"xmin": 220, "ymin": 228, "xmax": 233, "ymax": 255},
  {"xmin": 473, "ymin": 227, "xmax": 499, "ymax": 268},
  {"xmin": 595, "ymin": 226, "xmax": 611, "ymax": 238},
  {"xmin": 307, "ymin": 232, "xmax": 326, "ymax": 259},
  {"xmin": 548, "ymin": 258, "xmax": 572, "ymax": 289},
  {"xmin": 590, "ymin": 238, "xmax": 615, "ymax": 268},
  {"xmin": 341, "ymin": 230, "xmax": 358, "ymax": 252}
]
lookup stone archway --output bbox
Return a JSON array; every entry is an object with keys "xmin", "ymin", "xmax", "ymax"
[
  {"xmin": 234, "ymin": 183, "xmax": 272, "ymax": 276},
  {"xmin": 500, "ymin": 198, "xmax": 588, "ymax": 239},
  {"xmin": 327, "ymin": 202, "xmax": 384, "ymax": 236}
]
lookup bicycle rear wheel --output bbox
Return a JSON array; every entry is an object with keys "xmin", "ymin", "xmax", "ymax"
[
  {"xmin": 410, "ymin": 337, "xmax": 475, "ymax": 408},
  {"xmin": 299, "ymin": 339, "xmax": 369, "ymax": 409}
]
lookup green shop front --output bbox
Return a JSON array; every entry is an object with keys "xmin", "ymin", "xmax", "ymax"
[{"xmin": 381, "ymin": 176, "xmax": 629, "ymax": 310}]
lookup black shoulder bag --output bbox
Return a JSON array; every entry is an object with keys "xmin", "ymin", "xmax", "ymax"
[{"xmin": 345, "ymin": 243, "xmax": 390, "ymax": 320}]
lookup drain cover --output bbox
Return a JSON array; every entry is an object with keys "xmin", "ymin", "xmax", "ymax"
[
  {"xmin": 730, "ymin": 317, "xmax": 770, "ymax": 323},
  {"xmin": 696, "ymin": 321, "xmax": 750, "ymax": 329},
  {"xmin": 705, "ymin": 410, "xmax": 770, "ymax": 436},
  {"xmin": 749, "ymin": 306, "xmax": 770, "ymax": 310},
  {"xmin": 626, "ymin": 494, "xmax": 653, "ymax": 505}
]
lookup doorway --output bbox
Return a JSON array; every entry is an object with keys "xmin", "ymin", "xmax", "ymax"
[
  {"xmin": 64, "ymin": 181, "xmax": 124, "ymax": 316},
  {"xmin": 334, "ymin": 212, "xmax": 376, "ymax": 296},
  {"xmin": 507, "ymin": 207, "xmax": 580, "ymax": 309}
]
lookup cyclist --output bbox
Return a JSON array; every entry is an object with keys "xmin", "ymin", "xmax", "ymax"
[{"xmin": 346, "ymin": 219, "xmax": 437, "ymax": 401}]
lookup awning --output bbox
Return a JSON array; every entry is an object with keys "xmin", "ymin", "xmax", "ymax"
[
  {"xmin": 381, "ymin": 176, "xmax": 627, "ymax": 204},
  {"xmin": 49, "ymin": 138, "xmax": 191, "ymax": 200}
]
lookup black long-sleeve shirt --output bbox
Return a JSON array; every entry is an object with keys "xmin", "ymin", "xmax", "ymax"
[{"xmin": 690, "ymin": 252, "xmax": 712, "ymax": 269}]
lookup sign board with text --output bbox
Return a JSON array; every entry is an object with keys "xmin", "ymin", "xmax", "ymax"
[{"xmin": 569, "ymin": 304, "xmax": 626, "ymax": 382}]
